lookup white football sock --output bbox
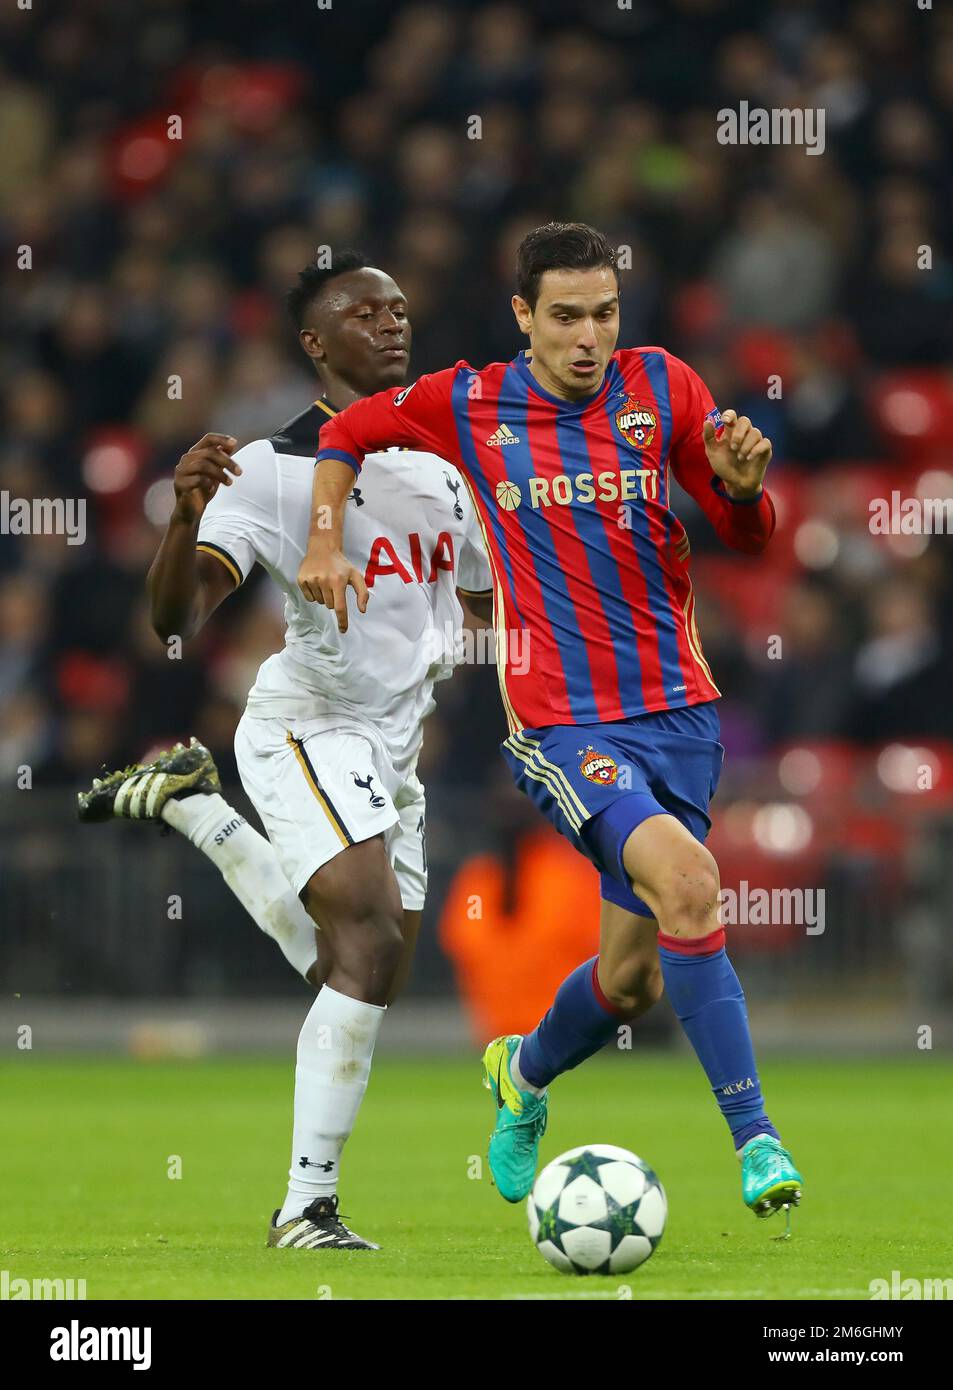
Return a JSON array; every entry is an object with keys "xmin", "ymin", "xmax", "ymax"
[
  {"xmin": 736, "ymin": 1133, "xmax": 775, "ymax": 1159},
  {"xmin": 512, "ymin": 1039, "xmax": 547, "ymax": 1098},
  {"xmin": 277, "ymin": 986, "xmax": 385, "ymax": 1224},
  {"xmin": 161, "ymin": 792, "xmax": 318, "ymax": 980}
]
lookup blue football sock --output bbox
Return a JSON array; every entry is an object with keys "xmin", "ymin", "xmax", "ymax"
[
  {"xmin": 657, "ymin": 935, "xmax": 779, "ymax": 1149},
  {"xmin": 517, "ymin": 956, "xmax": 623, "ymax": 1090}
]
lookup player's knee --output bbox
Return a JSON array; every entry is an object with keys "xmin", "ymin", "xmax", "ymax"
[
  {"xmin": 653, "ymin": 844, "xmax": 720, "ymax": 935},
  {"xmin": 347, "ymin": 906, "xmax": 404, "ymax": 974},
  {"xmin": 301, "ymin": 861, "xmax": 404, "ymax": 995},
  {"xmin": 325, "ymin": 902, "xmax": 404, "ymax": 999}
]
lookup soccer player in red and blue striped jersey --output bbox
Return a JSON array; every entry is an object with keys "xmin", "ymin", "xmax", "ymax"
[{"xmin": 299, "ymin": 224, "xmax": 803, "ymax": 1222}]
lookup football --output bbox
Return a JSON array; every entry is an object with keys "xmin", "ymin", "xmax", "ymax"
[{"xmin": 528, "ymin": 1144, "xmax": 667, "ymax": 1276}]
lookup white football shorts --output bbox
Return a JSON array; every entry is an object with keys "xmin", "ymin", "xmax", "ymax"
[{"xmin": 234, "ymin": 712, "xmax": 427, "ymax": 910}]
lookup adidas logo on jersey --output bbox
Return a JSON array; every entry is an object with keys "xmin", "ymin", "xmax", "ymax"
[{"xmin": 486, "ymin": 424, "xmax": 520, "ymax": 447}]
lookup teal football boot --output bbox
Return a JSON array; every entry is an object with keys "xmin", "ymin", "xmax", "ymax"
[
  {"xmin": 740, "ymin": 1134, "xmax": 803, "ymax": 1219},
  {"xmin": 482, "ymin": 1035, "xmax": 548, "ymax": 1203}
]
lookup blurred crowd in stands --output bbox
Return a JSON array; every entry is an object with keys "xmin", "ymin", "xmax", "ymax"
[{"xmin": 2, "ymin": 0, "xmax": 953, "ymax": 804}]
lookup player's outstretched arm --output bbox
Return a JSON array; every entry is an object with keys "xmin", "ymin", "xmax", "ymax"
[
  {"xmin": 298, "ymin": 370, "xmax": 459, "ymax": 631},
  {"xmin": 662, "ymin": 351, "xmax": 776, "ymax": 554},
  {"xmin": 297, "ymin": 457, "xmax": 369, "ymax": 634},
  {"xmin": 147, "ymin": 433, "xmax": 242, "ymax": 640}
]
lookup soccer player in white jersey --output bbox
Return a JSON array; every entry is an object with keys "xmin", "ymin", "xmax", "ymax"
[{"xmin": 78, "ymin": 253, "xmax": 492, "ymax": 1249}]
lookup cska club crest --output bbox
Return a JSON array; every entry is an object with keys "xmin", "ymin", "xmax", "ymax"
[
  {"xmin": 579, "ymin": 746, "xmax": 619, "ymax": 786},
  {"xmin": 615, "ymin": 396, "xmax": 657, "ymax": 452}
]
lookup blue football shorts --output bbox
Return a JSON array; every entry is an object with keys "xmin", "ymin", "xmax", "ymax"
[{"xmin": 500, "ymin": 700, "xmax": 725, "ymax": 919}]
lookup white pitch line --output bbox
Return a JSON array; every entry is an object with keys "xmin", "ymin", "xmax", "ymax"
[{"xmin": 444, "ymin": 1287, "xmax": 872, "ymax": 1301}]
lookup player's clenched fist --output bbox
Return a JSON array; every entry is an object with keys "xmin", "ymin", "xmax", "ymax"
[
  {"xmin": 172, "ymin": 433, "xmax": 241, "ymax": 523},
  {"xmin": 702, "ymin": 409, "xmax": 771, "ymax": 499},
  {"xmin": 297, "ymin": 545, "xmax": 369, "ymax": 634}
]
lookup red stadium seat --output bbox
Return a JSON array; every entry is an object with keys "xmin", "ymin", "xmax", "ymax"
[
  {"xmin": 804, "ymin": 462, "xmax": 898, "ymax": 530},
  {"xmin": 692, "ymin": 555, "xmax": 785, "ymax": 626},
  {"xmin": 757, "ymin": 465, "xmax": 806, "ymax": 571},
  {"xmin": 671, "ymin": 281, "xmax": 726, "ymax": 341},
  {"xmin": 56, "ymin": 652, "xmax": 130, "ymax": 714},
  {"xmin": 732, "ymin": 328, "xmax": 794, "ymax": 393},
  {"xmin": 837, "ymin": 809, "xmax": 908, "ymax": 860},
  {"xmin": 707, "ymin": 802, "xmax": 824, "ymax": 953},
  {"xmin": 870, "ymin": 739, "xmax": 953, "ymax": 817},
  {"xmin": 869, "ymin": 371, "xmax": 953, "ymax": 461},
  {"xmin": 775, "ymin": 739, "xmax": 864, "ymax": 805}
]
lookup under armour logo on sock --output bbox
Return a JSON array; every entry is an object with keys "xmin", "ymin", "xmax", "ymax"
[{"xmin": 298, "ymin": 1157, "xmax": 335, "ymax": 1171}]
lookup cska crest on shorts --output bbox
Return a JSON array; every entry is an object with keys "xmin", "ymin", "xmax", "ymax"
[
  {"xmin": 615, "ymin": 396, "xmax": 657, "ymax": 452},
  {"xmin": 579, "ymin": 746, "xmax": 619, "ymax": 785}
]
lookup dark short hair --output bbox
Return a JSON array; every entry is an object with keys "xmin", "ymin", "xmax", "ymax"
[
  {"xmin": 515, "ymin": 222, "xmax": 619, "ymax": 310},
  {"xmin": 286, "ymin": 249, "xmax": 371, "ymax": 328}
]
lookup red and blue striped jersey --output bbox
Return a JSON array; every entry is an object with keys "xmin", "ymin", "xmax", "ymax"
[{"xmin": 316, "ymin": 347, "xmax": 776, "ymax": 734}]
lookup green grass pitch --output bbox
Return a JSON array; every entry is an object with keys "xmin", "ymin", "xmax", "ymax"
[{"xmin": 3, "ymin": 1054, "xmax": 951, "ymax": 1300}]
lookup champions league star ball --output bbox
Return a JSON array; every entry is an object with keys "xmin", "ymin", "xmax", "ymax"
[{"xmin": 528, "ymin": 1144, "xmax": 667, "ymax": 1275}]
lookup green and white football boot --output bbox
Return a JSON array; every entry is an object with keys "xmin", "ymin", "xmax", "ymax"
[
  {"xmin": 77, "ymin": 737, "xmax": 221, "ymax": 824},
  {"xmin": 740, "ymin": 1134, "xmax": 803, "ymax": 1218},
  {"xmin": 482, "ymin": 1034, "xmax": 548, "ymax": 1203},
  {"xmin": 267, "ymin": 1196, "xmax": 379, "ymax": 1251}
]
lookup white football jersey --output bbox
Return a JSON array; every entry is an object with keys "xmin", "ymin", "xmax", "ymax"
[{"xmin": 196, "ymin": 400, "xmax": 492, "ymax": 762}]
